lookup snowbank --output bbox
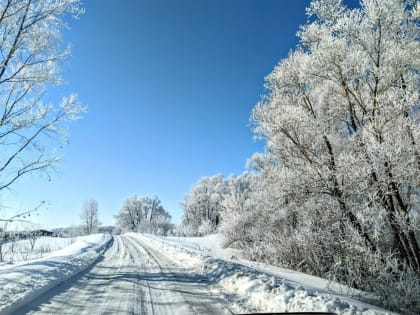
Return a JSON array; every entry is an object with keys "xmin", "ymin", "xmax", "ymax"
[
  {"xmin": 0, "ymin": 234, "xmax": 111, "ymax": 315},
  {"xmin": 131, "ymin": 233, "xmax": 396, "ymax": 315}
]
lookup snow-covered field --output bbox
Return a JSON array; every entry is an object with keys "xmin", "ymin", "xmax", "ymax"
[
  {"xmin": 0, "ymin": 234, "xmax": 111, "ymax": 315},
  {"xmin": 132, "ymin": 233, "xmax": 396, "ymax": 315},
  {"xmin": 0, "ymin": 236, "xmax": 76, "ymax": 264}
]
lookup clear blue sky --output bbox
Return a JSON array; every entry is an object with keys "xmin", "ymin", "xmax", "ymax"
[{"xmin": 2, "ymin": 0, "xmax": 359, "ymax": 229}]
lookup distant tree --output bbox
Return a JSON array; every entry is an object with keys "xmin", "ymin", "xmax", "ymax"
[
  {"xmin": 80, "ymin": 199, "xmax": 99, "ymax": 235},
  {"xmin": 0, "ymin": 0, "xmax": 85, "ymax": 221},
  {"xmin": 180, "ymin": 175, "xmax": 227, "ymax": 236},
  {"xmin": 114, "ymin": 195, "xmax": 172, "ymax": 235},
  {"xmin": 114, "ymin": 195, "xmax": 142, "ymax": 232}
]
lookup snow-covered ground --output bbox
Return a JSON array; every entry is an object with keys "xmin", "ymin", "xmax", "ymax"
[
  {"xmin": 0, "ymin": 234, "xmax": 111, "ymax": 315},
  {"xmin": 14, "ymin": 234, "xmax": 230, "ymax": 315},
  {"xmin": 132, "ymin": 233, "xmax": 397, "ymax": 315},
  {"xmin": 0, "ymin": 236, "xmax": 76, "ymax": 265},
  {"xmin": 0, "ymin": 232, "xmax": 398, "ymax": 314}
]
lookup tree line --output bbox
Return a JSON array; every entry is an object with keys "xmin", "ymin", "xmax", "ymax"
[
  {"xmin": 79, "ymin": 195, "xmax": 172, "ymax": 236},
  {"xmin": 178, "ymin": 0, "xmax": 419, "ymax": 313}
]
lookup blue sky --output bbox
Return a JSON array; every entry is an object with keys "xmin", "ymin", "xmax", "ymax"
[{"xmin": 2, "ymin": 0, "xmax": 358, "ymax": 228}]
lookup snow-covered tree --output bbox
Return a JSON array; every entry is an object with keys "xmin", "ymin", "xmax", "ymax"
[
  {"xmin": 138, "ymin": 195, "xmax": 172, "ymax": 235},
  {"xmin": 0, "ymin": 0, "xmax": 85, "ymax": 195},
  {"xmin": 219, "ymin": 172, "xmax": 257, "ymax": 248},
  {"xmin": 231, "ymin": 0, "xmax": 420, "ymax": 312},
  {"xmin": 180, "ymin": 175, "xmax": 227, "ymax": 236},
  {"xmin": 114, "ymin": 196, "xmax": 142, "ymax": 232},
  {"xmin": 80, "ymin": 199, "xmax": 99, "ymax": 235},
  {"xmin": 253, "ymin": 0, "xmax": 419, "ymax": 271},
  {"xmin": 114, "ymin": 195, "xmax": 172, "ymax": 235},
  {"xmin": 178, "ymin": 1, "xmax": 419, "ymax": 311}
]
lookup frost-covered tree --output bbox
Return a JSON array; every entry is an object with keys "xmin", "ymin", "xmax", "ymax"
[
  {"xmin": 253, "ymin": 0, "xmax": 419, "ymax": 271},
  {"xmin": 80, "ymin": 199, "xmax": 99, "ymax": 235},
  {"xmin": 138, "ymin": 195, "xmax": 172, "ymax": 235},
  {"xmin": 180, "ymin": 175, "xmax": 227, "ymax": 236},
  {"xmin": 114, "ymin": 195, "xmax": 172, "ymax": 235},
  {"xmin": 219, "ymin": 172, "xmax": 257, "ymax": 248},
  {"xmin": 179, "ymin": 1, "xmax": 419, "ymax": 310},
  {"xmin": 242, "ymin": 0, "xmax": 420, "ymax": 312},
  {"xmin": 114, "ymin": 195, "xmax": 142, "ymax": 232},
  {"xmin": 0, "ymin": 0, "xmax": 85, "ymax": 195}
]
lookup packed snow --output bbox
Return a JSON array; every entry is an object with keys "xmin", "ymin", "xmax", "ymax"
[
  {"xmin": 0, "ymin": 234, "xmax": 111, "ymax": 315},
  {"xmin": 131, "ymin": 233, "xmax": 397, "ymax": 315},
  {"xmin": 13, "ymin": 234, "xmax": 230, "ymax": 315},
  {"xmin": 0, "ymin": 232, "xmax": 399, "ymax": 314}
]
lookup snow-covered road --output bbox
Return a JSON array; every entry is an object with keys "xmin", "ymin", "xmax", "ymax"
[
  {"xmin": 16, "ymin": 235, "xmax": 230, "ymax": 315},
  {"xmin": 3, "ymin": 233, "xmax": 394, "ymax": 314}
]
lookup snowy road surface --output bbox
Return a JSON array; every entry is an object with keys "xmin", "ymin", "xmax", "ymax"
[{"xmin": 16, "ymin": 235, "xmax": 230, "ymax": 315}]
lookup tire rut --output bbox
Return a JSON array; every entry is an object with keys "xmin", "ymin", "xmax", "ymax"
[
  {"xmin": 15, "ymin": 235, "xmax": 231, "ymax": 315},
  {"xmin": 125, "ymin": 235, "xmax": 231, "ymax": 315}
]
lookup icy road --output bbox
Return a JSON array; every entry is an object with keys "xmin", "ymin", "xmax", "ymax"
[{"xmin": 17, "ymin": 235, "xmax": 230, "ymax": 315}]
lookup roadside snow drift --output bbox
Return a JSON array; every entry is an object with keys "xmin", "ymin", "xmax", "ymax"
[
  {"xmin": 0, "ymin": 234, "xmax": 111, "ymax": 315},
  {"xmin": 130, "ymin": 233, "xmax": 395, "ymax": 315}
]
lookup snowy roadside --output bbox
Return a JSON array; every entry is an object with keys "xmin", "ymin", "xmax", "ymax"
[
  {"xmin": 0, "ymin": 236, "xmax": 78, "ymax": 265},
  {"xmin": 0, "ymin": 233, "xmax": 112, "ymax": 315},
  {"xmin": 130, "ymin": 233, "xmax": 397, "ymax": 315}
]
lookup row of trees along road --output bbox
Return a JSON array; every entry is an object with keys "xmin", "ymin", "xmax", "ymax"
[{"xmin": 179, "ymin": 0, "xmax": 419, "ymax": 313}]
